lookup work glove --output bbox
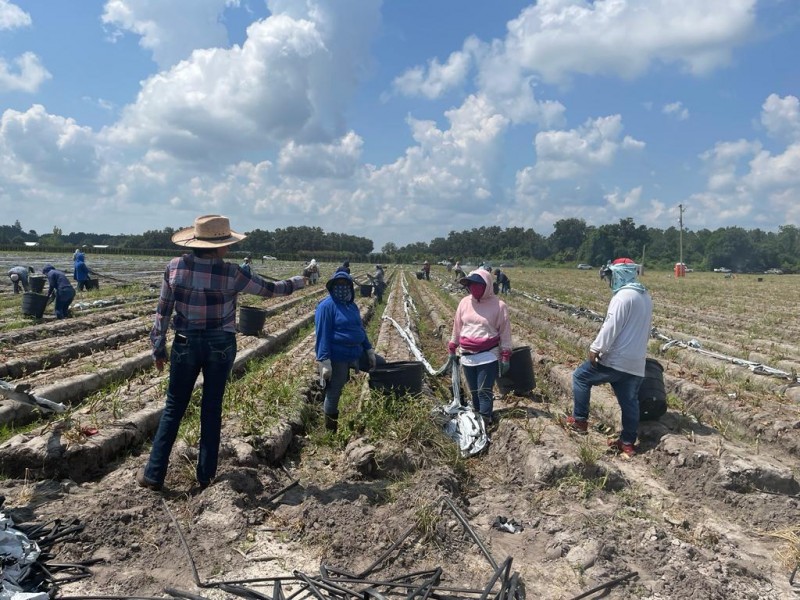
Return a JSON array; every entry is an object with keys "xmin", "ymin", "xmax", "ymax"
[
  {"xmin": 318, "ymin": 359, "xmax": 332, "ymax": 381},
  {"xmin": 367, "ymin": 349, "xmax": 377, "ymax": 370},
  {"xmin": 447, "ymin": 341, "xmax": 458, "ymax": 356},
  {"xmin": 499, "ymin": 350, "xmax": 512, "ymax": 376}
]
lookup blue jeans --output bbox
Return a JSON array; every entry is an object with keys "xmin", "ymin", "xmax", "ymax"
[
  {"xmin": 572, "ymin": 360, "xmax": 643, "ymax": 444},
  {"xmin": 55, "ymin": 286, "xmax": 75, "ymax": 319},
  {"xmin": 145, "ymin": 330, "xmax": 236, "ymax": 486},
  {"xmin": 323, "ymin": 350, "xmax": 385, "ymax": 415},
  {"xmin": 462, "ymin": 360, "xmax": 498, "ymax": 421}
]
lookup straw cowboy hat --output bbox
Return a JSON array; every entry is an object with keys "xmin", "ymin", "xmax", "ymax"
[{"xmin": 171, "ymin": 214, "xmax": 247, "ymax": 248}]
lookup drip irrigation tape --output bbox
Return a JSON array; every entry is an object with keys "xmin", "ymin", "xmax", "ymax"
[
  {"xmin": 88, "ymin": 271, "xmax": 129, "ymax": 284},
  {"xmin": 568, "ymin": 570, "xmax": 638, "ymax": 600},
  {"xmin": 356, "ymin": 524, "xmax": 416, "ymax": 578},
  {"xmin": 441, "ymin": 496, "xmax": 498, "ymax": 570},
  {"xmin": 160, "ymin": 497, "xmax": 206, "ymax": 588},
  {"xmin": 163, "ymin": 587, "xmax": 212, "ymax": 600},
  {"xmin": 406, "ymin": 565, "xmax": 442, "ymax": 600},
  {"xmin": 57, "ymin": 597, "xmax": 168, "ymax": 600},
  {"xmin": 263, "ymin": 479, "xmax": 300, "ymax": 504},
  {"xmin": 217, "ymin": 583, "xmax": 272, "ymax": 599}
]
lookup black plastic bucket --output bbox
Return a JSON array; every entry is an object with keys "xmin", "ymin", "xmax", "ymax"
[
  {"xmin": 639, "ymin": 358, "xmax": 667, "ymax": 421},
  {"xmin": 368, "ymin": 361, "xmax": 424, "ymax": 397},
  {"xmin": 29, "ymin": 276, "xmax": 45, "ymax": 294},
  {"xmin": 85, "ymin": 278, "xmax": 99, "ymax": 290},
  {"xmin": 22, "ymin": 292, "xmax": 48, "ymax": 318},
  {"xmin": 496, "ymin": 346, "xmax": 536, "ymax": 395},
  {"xmin": 359, "ymin": 284, "xmax": 373, "ymax": 298},
  {"xmin": 238, "ymin": 306, "xmax": 267, "ymax": 336},
  {"xmin": 416, "ymin": 271, "xmax": 424, "ymax": 280}
]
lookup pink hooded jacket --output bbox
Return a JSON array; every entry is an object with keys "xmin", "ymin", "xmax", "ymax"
[{"xmin": 450, "ymin": 269, "xmax": 512, "ymax": 358}]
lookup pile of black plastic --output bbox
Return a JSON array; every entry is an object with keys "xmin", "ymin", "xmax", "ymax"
[{"xmin": 0, "ymin": 495, "xmax": 95, "ymax": 598}]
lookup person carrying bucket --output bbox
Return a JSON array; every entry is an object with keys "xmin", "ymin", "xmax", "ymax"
[
  {"xmin": 42, "ymin": 265, "xmax": 76, "ymax": 319},
  {"xmin": 73, "ymin": 252, "xmax": 97, "ymax": 291},
  {"xmin": 139, "ymin": 214, "xmax": 307, "ymax": 493},
  {"xmin": 448, "ymin": 269, "xmax": 513, "ymax": 427},
  {"xmin": 314, "ymin": 271, "xmax": 384, "ymax": 433},
  {"xmin": 565, "ymin": 257, "xmax": 653, "ymax": 457},
  {"xmin": 7, "ymin": 266, "xmax": 34, "ymax": 294}
]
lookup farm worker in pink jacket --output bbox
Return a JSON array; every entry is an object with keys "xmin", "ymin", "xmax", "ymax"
[{"xmin": 448, "ymin": 269, "xmax": 512, "ymax": 427}]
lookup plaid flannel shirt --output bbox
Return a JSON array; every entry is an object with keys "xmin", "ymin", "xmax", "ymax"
[{"xmin": 150, "ymin": 254, "xmax": 302, "ymax": 360}]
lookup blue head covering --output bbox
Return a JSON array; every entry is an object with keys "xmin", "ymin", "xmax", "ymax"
[
  {"xmin": 607, "ymin": 260, "xmax": 646, "ymax": 294},
  {"xmin": 42, "ymin": 264, "xmax": 54, "ymax": 274}
]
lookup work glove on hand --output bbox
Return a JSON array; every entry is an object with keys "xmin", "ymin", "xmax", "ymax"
[
  {"xmin": 499, "ymin": 349, "xmax": 512, "ymax": 376},
  {"xmin": 447, "ymin": 341, "xmax": 458, "ymax": 356},
  {"xmin": 367, "ymin": 349, "xmax": 377, "ymax": 370},
  {"xmin": 318, "ymin": 359, "xmax": 332, "ymax": 381}
]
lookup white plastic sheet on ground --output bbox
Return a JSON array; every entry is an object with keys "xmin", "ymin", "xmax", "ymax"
[{"xmin": 440, "ymin": 407, "xmax": 489, "ymax": 457}]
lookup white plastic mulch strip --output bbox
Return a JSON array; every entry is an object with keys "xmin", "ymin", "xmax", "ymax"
[
  {"xmin": 517, "ymin": 289, "xmax": 799, "ymax": 384},
  {"xmin": 380, "ymin": 271, "xmax": 438, "ymax": 375},
  {"xmin": 653, "ymin": 328, "xmax": 800, "ymax": 383}
]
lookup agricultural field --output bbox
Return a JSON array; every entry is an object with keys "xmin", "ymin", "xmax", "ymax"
[{"xmin": 1, "ymin": 252, "xmax": 799, "ymax": 599}]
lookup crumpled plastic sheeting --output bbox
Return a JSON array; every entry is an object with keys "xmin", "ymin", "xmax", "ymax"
[
  {"xmin": 492, "ymin": 516, "xmax": 524, "ymax": 534},
  {"xmin": 1, "ymin": 512, "xmax": 44, "ymax": 600},
  {"xmin": 439, "ymin": 407, "xmax": 489, "ymax": 457}
]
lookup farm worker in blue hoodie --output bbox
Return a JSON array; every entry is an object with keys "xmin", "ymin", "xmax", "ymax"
[
  {"xmin": 73, "ymin": 252, "xmax": 94, "ymax": 291},
  {"xmin": 42, "ymin": 264, "xmax": 76, "ymax": 319},
  {"xmin": 314, "ymin": 271, "xmax": 384, "ymax": 432}
]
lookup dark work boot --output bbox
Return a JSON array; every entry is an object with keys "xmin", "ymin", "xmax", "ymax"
[{"xmin": 324, "ymin": 412, "xmax": 339, "ymax": 433}]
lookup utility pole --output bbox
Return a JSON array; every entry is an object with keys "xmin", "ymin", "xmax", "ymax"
[{"xmin": 678, "ymin": 203, "xmax": 684, "ymax": 270}]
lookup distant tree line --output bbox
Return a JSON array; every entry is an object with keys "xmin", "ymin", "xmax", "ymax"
[
  {"xmin": 393, "ymin": 218, "xmax": 800, "ymax": 273},
  {"xmin": 0, "ymin": 221, "xmax": 378, "ymax": 263},
  {"xmin": 2, "ymin": 218, "xmax": 798, "ymax": 272}
]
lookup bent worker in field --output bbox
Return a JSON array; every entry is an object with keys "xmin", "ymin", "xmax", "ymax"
[
  {"xmin": 7, "ymin": 266, "xmax": 34, "ymax": 293},
  {"xmin": 566, "ymin": 258, "xmax": 653, "ymax": 457},
  {"xmin": 139, "ymin": 214, "xmax": 306, "ymax": 493}
]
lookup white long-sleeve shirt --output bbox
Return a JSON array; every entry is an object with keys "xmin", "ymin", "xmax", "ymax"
[{"xmin": 590, "ymin": 287, "xmax": 653, "ymax": 376}]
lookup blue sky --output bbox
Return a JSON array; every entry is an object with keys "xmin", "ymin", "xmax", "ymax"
[{"xmin": 1, "ymin": 0, "xmax": 798, "ymax": 250}]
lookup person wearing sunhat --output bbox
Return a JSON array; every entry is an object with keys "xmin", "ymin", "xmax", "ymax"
[
  {"xmin": 448, "ymin": 269, "xmax": 513, "ymax": 427},
  {"xmin": 421, "ymin": 260, "xmax": 431, "ymax": 280},
  {"xmin": 566, "ymin": 257, "xmax": 652, "ymax": 457},
  {"xmin": 138, "ymin": 214, "xmax": 306, "ymax": 492}
]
